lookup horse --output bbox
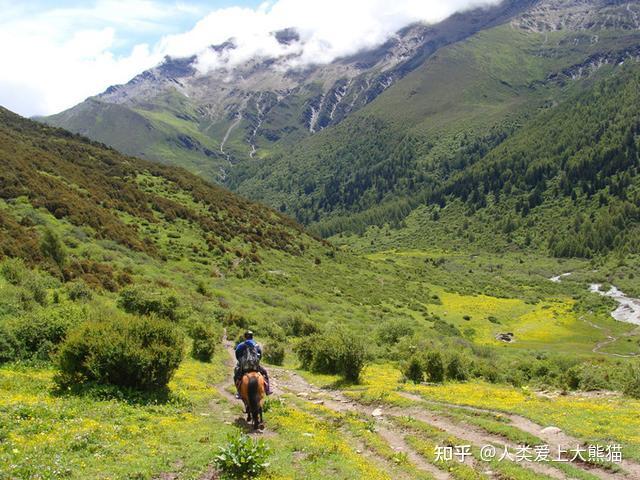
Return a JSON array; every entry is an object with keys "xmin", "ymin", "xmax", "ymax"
[{"xmin": 238, "ymin": 371, "xmax": 266, "ymax": 430}]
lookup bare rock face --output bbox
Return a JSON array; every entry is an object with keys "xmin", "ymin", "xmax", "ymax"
[
  {"xmin": 43, "ymin": 0, "xmax": 536, "ymax": 169},
  {"xmin": 513, "ymin": 0, "xmax": 640, "ymax": 32}
]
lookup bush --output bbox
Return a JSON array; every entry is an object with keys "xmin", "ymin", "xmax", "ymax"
[
  {"xmin": 264, "ymin": 342, "xmax": 285, "ymax": 366},
  {"xmin": 623, "ymin": 361, "xmax": 640, "ymax": 399},
  {"xmin": 377, "ymin": 320, "xmax": 414, "ymax": 345},
  {"xmin": 0, "ymin": 258, "xmax": 27, "ymax": 285},
  {"xmin": 0, "ymin": 324, "xmax": 18, "ymax": 363},
  {"xmin": 425, "ymin": 351, "xmax": 444, "ymax": 383},
  {"xmin": 577, "ymin": 363, "xmax": 612, "ymax": 391},
  {"xmin": 338, "ymin": 334, "xmax": 367, "ymax": 382},
  {"xmin": 294, "ymin": 336, "xmax": 315, "ymax": 370},
  {"xmin": 41, "ymin": 228, "xmax": 66, "ymax": 269},
  {"xmin": 6, "ymin": 304, "xmax": 81, "ymax": 361},
  {"xmin": 190, "ymin": 321, "xmax": 218, "ymax": 362},
  {"xmin": 446, "ymin": 354, "xmax": 468, "ymax": 381},
  {"xmin": 25, "ymin": 277, "xmax": 48, "ymax": 306},
  {"xmin": 279, "ymin": 315, "xmax": 319, "ymax": 337},
  {"xmin": 295, "ymin": 329, "xmax": 368, "ymax": 383},
  {"xmin": 403, "ymin": 356, "xmax": 424, "ymax": 383},
  {"xmin": 67, "ymin": 280, "xmax": 93, "ymax": 302},
  {"xmin": 117, "ymin": 286, "xmax": 179, "ymax": 321},
  {"xmin": 56, "ymin": 314, "xmax": 184, "ymax": 390},
  {"xmin": 214, "ymin": 432, "xmax": 270, "ymax": 480}
]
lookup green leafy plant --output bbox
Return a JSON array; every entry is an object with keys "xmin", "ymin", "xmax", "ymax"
[
  {"xmin": 623, "ymin": 361, "xmax": 640, "ymax": 399},
  {"xmin": 425, "ymin": 351, "xmax": 444, "ymax": 383},
  {"xmin": 263, "ymin": 341, "xmax": 285, "ymax": 366},
  {"xmin": 56, "ymin": 313, "xmax": 184, "ymax": 390},
  {"xmin": 40, "ymin": 228, "xmax": 66, "ymax": 269},
  {"xmin": 66, "ymin": 280, "xmax": 93, "ymax": 302},
  {"xmin": 190, "ymin": 321, "xmax": 218, "ymax": 362},
  {"xmin": 117, "ymin": 285, "xmax": 179, "ymax": 321},
  {"xmin": 214, "ymin": 432, "xmax": 270, "ymax": 479},
  {"xmin": 403, "ymin": 355, "xmax": 424, "ymax": 383}
]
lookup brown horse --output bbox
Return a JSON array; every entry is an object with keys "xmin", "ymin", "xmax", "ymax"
[{"xmin": 238, "ymin": 371, "xmax": 266, "ymax": 429}]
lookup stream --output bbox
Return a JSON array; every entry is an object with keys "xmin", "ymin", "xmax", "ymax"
[
  {"xmin": 589, "ymin": 284, "xmax": 640, "ymax": 326},
  {"xmin": 549, "ymin": 272, "xmax": 640, "ymax": 325}
]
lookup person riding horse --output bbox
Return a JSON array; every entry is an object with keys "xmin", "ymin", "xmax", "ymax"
[{"xmin": 234, "ymin": 330, "xmax": 272, "ymax": 397}]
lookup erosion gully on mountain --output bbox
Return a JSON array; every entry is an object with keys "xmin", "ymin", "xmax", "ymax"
[{"xmin": 177, "ymin": 336, "xmax": 640, "ymax": 480}]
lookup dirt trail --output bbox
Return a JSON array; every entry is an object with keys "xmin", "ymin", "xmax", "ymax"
[
  {"xmin": 375, "ymin": 423, "xmax": 453, "ymax": 480},
  {"xmin": 268, "ymin": 366, "xmax": 570, "ymax": 479},
  {"xmin": 398, "ymin": 391, "xmax": 640, "ymax": 480},
  {"xmin": 273, "ymin": 365, "xmax": 640, "ymax": 480},
  {"xmin": 215, "ymin": 341, "xmax": 639, "ymax": 479}
]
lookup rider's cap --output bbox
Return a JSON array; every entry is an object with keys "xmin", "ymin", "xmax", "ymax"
[{"xmin": 244, "ymin": 330, "xmax": 254, "ymax": 338}]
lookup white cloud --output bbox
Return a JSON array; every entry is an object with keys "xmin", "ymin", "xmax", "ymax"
[
  {"xmin": 0, "ymin": 0, "xmax": 502, "ymax": 117},
  {"xmin": 162, "ymin": 0, "xmax": 502, "ymax": 73}
]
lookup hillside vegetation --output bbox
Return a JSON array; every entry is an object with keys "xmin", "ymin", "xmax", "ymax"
[
  {"xmin": 1, "ymin": 108, "xmax": 640, "ymax": 478},
  {"xmin": 230, "ymin": 27, "xmax": 640, "ymax": 259}
]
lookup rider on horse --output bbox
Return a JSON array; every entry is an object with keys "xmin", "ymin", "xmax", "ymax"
[{"xmin": 234, "ymin": 331, "xmax": 272, "ymax": 397}]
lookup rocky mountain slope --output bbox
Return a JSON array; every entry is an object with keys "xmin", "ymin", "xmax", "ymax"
[
  {"xmin": 42, "ymin": 0, "xmax": 537, "ymax": 180},
  {"xmin": 41, "ymin": 0, "xmax": 640, "ymax": 258}
]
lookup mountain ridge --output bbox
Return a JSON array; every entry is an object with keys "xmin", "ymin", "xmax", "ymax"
[{"xmin": 41, "ymin": 0, "xmax": 539, "ymax": 179}]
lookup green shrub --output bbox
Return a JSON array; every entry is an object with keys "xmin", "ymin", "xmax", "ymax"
[
  {"xmin": 7, "ymin": 304, "xmax": 81, "ymax": 361},
  {"xmin": 338, "ymin": 334, "xmax": 367, "ymax": 382},
  {"xmin": 376, "ymin": 319, "xmax": 414, "ymax": 345},
  {"xmin": 25, "ymin": 277, "xmax": 48, "ymax": 306},
  {"xmin": 41, "ymin": 228, "xmax": 66, "ymax": 269},
  {"xmin": 623, "ymin": 361, "xmax": 640, "ymax": 398},
  {"xmin": 279, "ymin": 315, "xmax": 319, "ymax": 337},
  {"xmin": 117, "ymin": 286, "xmax": 179, "ymax": 321},
  {"xmin": 309, "ymin": 333, "xmax": 342, "ymax": 374},
  {"xmin": 577, "ymin": 363, "xmax": 612, "ymax": 391},
  {"xmin": 295, "ymin": 329, "xmax": 368, "ymax": 382},
  {"xmin": 403, "ymin": 356, "xmax": 424, "ymax": 383},
  {"xmin": 67, "ymin": 280, "xmax": 93, "ymax": 302},
  {"xmin": 563, "ymin": 366, "xmax": 581, "ymax": 390},
  {"xmin": 446, "ymin": 354, "xmax": 468, "ymax": 381},
  {"xmin": 190, "ymin": 321, "xmax": 218, "ymax": 362},
  {"xmin": 0, "ymin": 258, "xmax": 27, "ymax": 285},
  {"xmin": 425, "ymin": 351, "xmax": 444, "ymax": 383},
  {"xmin": 56, "ymin": 314, "xmax": 184, "ymax": 390},
  {"xmin": 214, "ymin": 432, "xmax": 270, "ymax": 480},
  {"xmin": 264, "ymin": 342, "xmax": 285, "ymax": 366},
  {"xmin": 294, "ymin": 336, "xmax": 315, "ymax": 370},
  {"xmin": 0, "ymin": 324, "xmax": 18, "ymax": 363}
]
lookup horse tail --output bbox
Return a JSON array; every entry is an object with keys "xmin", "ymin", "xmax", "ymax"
[{"xmin": 248, "ymin": 375, "xmax": 260, "ymax": 417}]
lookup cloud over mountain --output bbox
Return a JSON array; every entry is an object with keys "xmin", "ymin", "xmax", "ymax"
[{"xmin": 0, "ymin": 0, "xmax": 500, "ymax": 116}]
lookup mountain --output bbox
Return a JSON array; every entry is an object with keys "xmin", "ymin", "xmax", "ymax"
[
  {"xmin": 228, "ymin": 0, "xmax": 640, "ymax": 248},
  {"xmin": 41, "ymin": 0, "xmax": 640, "ymax": 259},
  {"xmin": 42, "ymin": 0, "xmax": 537, "ymax": 181}
]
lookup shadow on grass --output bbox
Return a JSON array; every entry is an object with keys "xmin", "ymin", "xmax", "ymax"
[
  {"xmin": 233, "ymin": 417, "xmax": 253, "ymax": 433},
  {"xmin": 51, "ymin": 381, "xmax": 191, "ymax": 407}
]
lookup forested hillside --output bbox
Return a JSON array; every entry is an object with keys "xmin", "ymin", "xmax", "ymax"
[{"xmin": 231, "ymin": 42, "xmax": 640, "ymax": 258}]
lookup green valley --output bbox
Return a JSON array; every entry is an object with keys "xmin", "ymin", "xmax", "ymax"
[
  {"xmin": 2, "ymin": 0, "xmax": 640, "ymax": 479},
  {"xmin": 1, "ymin": 107, "xmax": 640, "ymax": 478}
]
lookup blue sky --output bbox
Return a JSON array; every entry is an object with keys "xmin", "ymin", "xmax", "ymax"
[{"xmin": 1, "ymin": 1, "xmax": 262, "ymax": 55}]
